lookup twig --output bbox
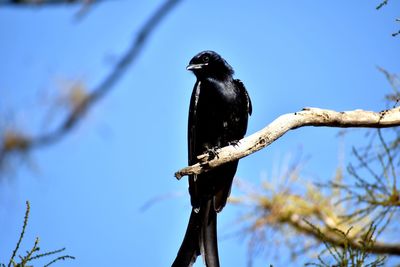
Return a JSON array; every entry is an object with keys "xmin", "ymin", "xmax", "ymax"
[
  {"xmin": 8, "ymin": 201, "xmax": 30, "ymax": 267},
  {"xmin": 44, "ymin": 255, "xmax": 76, "ymax": 267}
]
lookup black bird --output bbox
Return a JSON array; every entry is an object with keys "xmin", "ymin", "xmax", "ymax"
[{"xmin": 172, "ymin": 51, "xmax": 252, "ymax": 267}]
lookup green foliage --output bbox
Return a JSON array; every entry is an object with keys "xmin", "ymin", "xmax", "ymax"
[{"xmin": 1, "ymin": 201, "xmax": 74, "ymax": 267}]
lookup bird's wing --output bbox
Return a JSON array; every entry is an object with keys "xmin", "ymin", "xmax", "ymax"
[
  {"xmin": 171, "ymin": 210, "xmax": 200, "ymax": 267},
  {"xmin": 188, "ymin": 81, "xmax": 202, "ymax": 209},
  {"xmin": 188, "ymin": 81, "xmax": 202, "ymax": 166},
  {"xmin": 233, "ymin": 79, "xmax": 252, "ymax": 115}
]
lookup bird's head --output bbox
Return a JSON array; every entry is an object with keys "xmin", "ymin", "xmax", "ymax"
[{"xmin": 186, "ymin": 50, "xmax": 234, "ymax": 79}]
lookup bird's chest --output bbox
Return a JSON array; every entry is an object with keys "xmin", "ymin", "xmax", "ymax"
[
  {"xmin": 194, "ymin": 80, "xmax": 236, "ymax": 118},
  {"xmin": 191, "ymin": 79, "xmax": 239, "ymax": 142}
]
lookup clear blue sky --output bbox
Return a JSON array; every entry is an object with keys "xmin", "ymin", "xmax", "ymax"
[{"xmin": 0, "ymin": 1, "xmax": 399, "ymax": 266}]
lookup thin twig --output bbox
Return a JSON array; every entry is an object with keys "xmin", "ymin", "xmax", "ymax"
[
  {"xmin": 44, "ymin": 255, "xmax": 76, "ymax": 267},
  {"xmin": 8, "ymin": 201, "xmax": 30, "ymax": 267}
]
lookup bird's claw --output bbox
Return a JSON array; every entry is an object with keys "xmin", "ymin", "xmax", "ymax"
[
  {"xmin": 206, "ymin": 146, "xmax": 219, "ymax": 160},
  {"xmin": 229, "ymin": 140, "xmax": 240, "ymax": 147},
  {"xmin": 196, "ymin": 146, "xmax": 220, "ymax": 162}
]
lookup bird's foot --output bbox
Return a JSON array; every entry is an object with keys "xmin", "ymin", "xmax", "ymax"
[
  {"xmin": 206, "ymin": 146, "xmax": 220, "ymax": 160},
  {"xmin": 200, "ymin": 146, "xmax": 219, "ymax": 160},
  {"xmin": 197, "ymin": 146, "xmax": 220, "ymax": 162},
  {"xmin": 228, "ymin": 139, "xmax": 240, "ymax": 147}
]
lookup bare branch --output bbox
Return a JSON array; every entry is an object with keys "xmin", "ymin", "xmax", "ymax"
[
  {"xmin": 175, "ymin": 107, "xmax": 400, "ymax": 179},
  {"xmin": 0, "ymin": 0, "xmax": 105, "ymax": 6}
]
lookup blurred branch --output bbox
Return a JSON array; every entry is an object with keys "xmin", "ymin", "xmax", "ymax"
[
  {"xmin": 287, "ymin": 214, "xmax": 400, "ymax": 255},
  {"xmin": 0, "ymin": 0, "xmax": 182, "ymax": 170},
  {"xmin": 232, "ymin": 179, "xmax": 400, "ymax": 258},
  {"xmin": 0, "ymin": 0, "xmax": 112, "ymax": 19},
  {"xmin": 376, "ymin": 0, "xmax": 389, "ymax": 10},
  {"xmin": 306, "ymin": 224, "xmax": 387, "ymax": 267},
  {"xmin": 375, "ymin": 0, "xmax": 400, "ymax": 37},
  {"xmin": 319, "ymin": 128, "xmax": 399, "ymax": 246},
  {"xmin": 0, "ymin": 0, "xmax": 105, "ymax": 5},
  {"xmin": 175, "ymin": 106, "xmax": 400, "ymax": 179}
]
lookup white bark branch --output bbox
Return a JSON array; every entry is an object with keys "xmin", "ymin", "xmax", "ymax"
[{"xmin": 175, "ymin": 107, "xmax": 400, "ymax": 179}]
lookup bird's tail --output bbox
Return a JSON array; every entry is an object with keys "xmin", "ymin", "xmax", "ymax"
[
  {"xmin": 172, "ymin": 208, "xmax": 200, "ymax": 267},
  {"xmin": 172, "ymin": 199, "xmax": 220, "ymax": 267},
  {"xmin": 200, "ymin": 199, "xmax": 220, "ymax": 267}
]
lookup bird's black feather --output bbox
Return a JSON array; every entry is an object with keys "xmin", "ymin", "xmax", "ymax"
[{"xmin": 173, "ymin": 51, "xmax": 251, "ymax": 267}]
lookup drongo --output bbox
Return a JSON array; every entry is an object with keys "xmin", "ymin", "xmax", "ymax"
[{"xmin": 172, "ymin": 51, "xmax": 252, "ymax": 267}]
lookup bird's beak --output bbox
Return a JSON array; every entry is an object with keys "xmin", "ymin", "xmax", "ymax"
[{"xmin": 186, "ymin": 63, "xmax": 208, "ymax": 70}]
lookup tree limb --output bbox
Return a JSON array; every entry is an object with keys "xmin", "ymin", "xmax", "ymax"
[{"xmin": 175, "ymin": 107, "xmax": 400, "ymax": 179}]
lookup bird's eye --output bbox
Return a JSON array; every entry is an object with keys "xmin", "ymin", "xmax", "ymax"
[{"xmin": 202, "ymin": 56, "xmax": 209, "ymax": 63}]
